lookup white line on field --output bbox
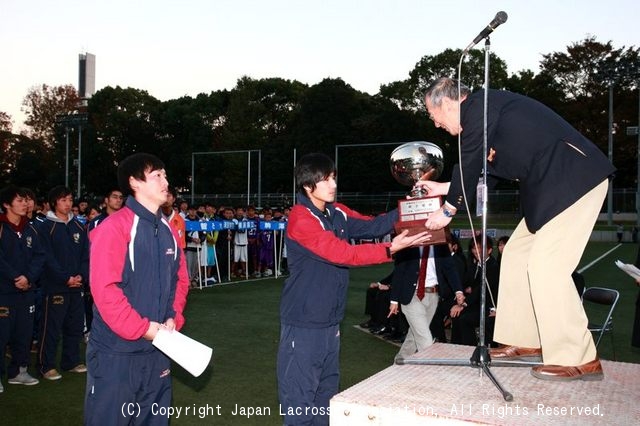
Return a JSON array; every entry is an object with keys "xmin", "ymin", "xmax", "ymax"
[{"xmin": 577, "ymin": 244, "xmax": 622, "ymax": 274}]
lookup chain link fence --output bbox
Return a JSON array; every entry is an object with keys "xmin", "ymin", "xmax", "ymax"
[{"xmin": 186, "ymin": 188, "xmax": 639, "ymax": 218}]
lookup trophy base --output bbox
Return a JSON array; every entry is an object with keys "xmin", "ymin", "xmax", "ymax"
[
  {"xmin": 395, "ymin": 195, "xmax": 450, "ymax": 246},
  {"xmin": 394, "ymin": 221, "xmax": 451, "ymax": 246}
]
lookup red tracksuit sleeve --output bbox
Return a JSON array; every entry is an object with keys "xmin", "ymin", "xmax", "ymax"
[
  {"xmin": 287, "ymin": 206, "xmax": 391, "ymax": 266},
  {"xmin": 89, "ymin": 216, "xmax": 149, "ymax": 340},
  {"xmin": 170, "ymin": 225, "xmax": 190, "ymax": 331}
]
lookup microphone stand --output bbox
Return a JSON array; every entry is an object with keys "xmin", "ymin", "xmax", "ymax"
[{"xmin": 396, "ymin": 37, "xmax": 539, "ymax": 402}]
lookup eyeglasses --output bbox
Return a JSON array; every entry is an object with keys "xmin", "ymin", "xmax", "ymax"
[{"xmin": 110, "ymin": 195, "xmax": 124, "ymax": 199}]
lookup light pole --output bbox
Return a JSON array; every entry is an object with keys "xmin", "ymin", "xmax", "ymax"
[
  {"xmin": 637, "ymin": 85, "xmax": 640, "ymax": 227},
  {"xmin": 56, "ymin": 113, "xmax": 87, "ymax": 193},
  {"xmin": 608, "ymin": 83, "xmax": 614, "ymax": 225},
  {"xmin": 77, "ymin": 124, "xmax": 83, "ymax": 199},
  {"xmin": 65, "ymin": 127, "xmax": 70, "ymax": 187}
]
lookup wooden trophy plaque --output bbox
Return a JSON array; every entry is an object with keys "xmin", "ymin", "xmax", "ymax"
[{"xmin": 394, "ymin": 195, "xmax": 450, "ymax": 245}]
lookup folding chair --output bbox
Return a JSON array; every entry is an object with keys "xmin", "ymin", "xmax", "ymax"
[{"xmin": 582, "ymin": 286, "xmax": 620, "ymax": 359}]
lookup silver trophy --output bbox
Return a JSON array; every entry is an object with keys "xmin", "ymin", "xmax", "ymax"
[
  {"xmin": 390, "ymin": 141, "xmax": 449, "ymax": 243},
  {"xmin": 390, "ymin": 141, "xmax": 444, "ymax": 197}
]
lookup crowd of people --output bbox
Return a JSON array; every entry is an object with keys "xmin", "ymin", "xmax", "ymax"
[
  {"xmin": 360, "ymin": 233, "xmax": 509, "ymax": 354},
  {"xmin": 0, "ymin": 181, "xmax": 290, "ymax": 395},
  {"xmin": 178, "ymin": 201, "xmax": 290, "ymax": 285}
]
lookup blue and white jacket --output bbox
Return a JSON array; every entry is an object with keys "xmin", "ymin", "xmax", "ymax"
[{"xmin": 280, "ymin": 193, "xmax": 398, "ymax": 328}]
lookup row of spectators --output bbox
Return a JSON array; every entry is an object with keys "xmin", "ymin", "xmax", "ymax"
[{"xmin": 0, "ymin": 183, "xmax": 290, "ymax": 393}]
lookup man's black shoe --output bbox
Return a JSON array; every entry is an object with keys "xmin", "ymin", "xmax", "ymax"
[
  {"xmin": 380, "ymin": 327, "xmax": 396, "ymax": 336},
  {"xmin": 371, "ymin": 326, "xmax": 389, "ymax": 335},
  {"xmin": 359, "ymin": 320, "xmax": 379, "ymax": 329}
]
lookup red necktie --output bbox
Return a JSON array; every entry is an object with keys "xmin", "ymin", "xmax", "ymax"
[{"xmin": 416, "ymin": 246, "xmax": 430, "ymax": 301}]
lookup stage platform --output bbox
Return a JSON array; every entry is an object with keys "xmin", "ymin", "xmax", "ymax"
[{"xmin": 330, "ymin": 343, "xmax": 639, "ymax": 425}]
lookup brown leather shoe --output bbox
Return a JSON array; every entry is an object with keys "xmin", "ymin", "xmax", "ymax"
[
  {"xmin": 489, "ymin": 345, "xmax": 542, "ymax": 362},
  {"xmin": 531, "ymin": 358, "xmax": 604, "ymax": 381}
]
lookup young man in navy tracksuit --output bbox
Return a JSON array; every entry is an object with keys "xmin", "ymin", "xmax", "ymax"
[
  {"xmin": 84, "ymin": 153, "xmax": 189, "ymax": 425},
  {"xmin": 0, "ymin": 185, "xmax": 45, "ymax": 390},
  {"xmin": 35, "ymin": 186, "xmax": 89, "ymax": 380},
  {"xmin": 277, "ymin": 153, "xmax": 430, "ymax": 425}
]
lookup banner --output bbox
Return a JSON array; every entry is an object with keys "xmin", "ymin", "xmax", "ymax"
[{"xmin": 185, "ymin": 219, "xmax": 287, "ymax": 232}]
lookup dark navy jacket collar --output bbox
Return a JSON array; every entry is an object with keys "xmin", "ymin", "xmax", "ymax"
[
  {"xmin": 296, "ymin": 192, "xmax": 335, "ymax": 218},
  {"xmin": 125, "ymin": 196, "xmax": 162, "ymax": 224}
]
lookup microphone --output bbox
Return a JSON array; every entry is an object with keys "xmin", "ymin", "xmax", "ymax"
[{"xmin": 463, "ymin": 11, "xmax": 508, "ymax": 53}]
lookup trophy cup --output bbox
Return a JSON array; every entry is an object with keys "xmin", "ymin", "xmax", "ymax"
[{"xmin": 390, "ymin": 141, "xmax": 450, "ymax": 245}]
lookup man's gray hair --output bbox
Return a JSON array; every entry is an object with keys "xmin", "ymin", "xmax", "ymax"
[{"xmin": 424, "ymin": 77, "xmax": 471, "ymax": 107}]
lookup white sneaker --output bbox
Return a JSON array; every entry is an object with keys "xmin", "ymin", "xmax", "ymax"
[
  {"xmin": 0, "ymin": 380, "xmax": 4, "ymax": 393},
  {"xmin": 8, "ymin": 367, "xmax": 39, "ymax": 385},
  {"xmin": 67, "ymin": 364, "xmax": 87, "ymax": 373},
  {"xmin": 206, "ymin": 277, "xmax": 217, "ymax": 283},
  {"xmin": 263, "ymin": 269, "xmax": 273, "ymax": 277},
  {"xmin": 42, "ymin": 369, "xmax": 62, "ymax": 380}
]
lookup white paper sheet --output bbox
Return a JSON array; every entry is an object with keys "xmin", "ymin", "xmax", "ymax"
[
  {"xmin": 152, "ymin": 328, "xmax": 213, "ymax": 377},
  {"xmin": 614, "ymin": 259, "xmax": 640, "ymax": 281}
]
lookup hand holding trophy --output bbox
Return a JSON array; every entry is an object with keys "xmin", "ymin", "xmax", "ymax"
[{"xmin": 390, "ymin": 141, "xmax": 450, "ymax": 245}]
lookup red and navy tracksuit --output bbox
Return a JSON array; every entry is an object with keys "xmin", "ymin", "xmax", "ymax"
[
  {"xmin": 84, "ymin": 196, "xmax": 189, "ymax": 425},
  {"xmin": 277, "ymin": 193, "xmax": 397, "ymax": 425},
  {"xmin": 0, "ymin": 215, "xmax": 45, "ymax": 379},
  {"xmin": 34, "ymin": 211, "xmax": 89, "ymax": 375}
]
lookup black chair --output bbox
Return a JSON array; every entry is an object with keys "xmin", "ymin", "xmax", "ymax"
[{"xmin": 582, "ymin": 286, "xmax": 620, "ymax": 360}]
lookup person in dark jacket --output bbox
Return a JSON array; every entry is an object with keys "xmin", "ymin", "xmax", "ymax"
[
  {"xmin": 450, "ymin": 235, "xmax": 499, "ymax": 347},
  {"xmin": 420, "ymin": 77, "xmax": 615, "ymax": 381},
  {"xmin": 0, "ymin": 185, "xmax": 45, "ymax": 388},
  {"xmin": 34, "ymin": 185, "xmax": 89, "ymax": 381},
  {"xmin": 84, "ymin": 153, "xmax": 189, "ymax": 425},
  {"xmin": 277, "ymin": 153, "xmax": 429, "ymax": 425},
  {"xmin": 84, "ymin": 188, "xmax": 124, "ymax": 342},
  {"xmin": 388, "ymin": 243, "xmax": 465, "ymax": 362}
]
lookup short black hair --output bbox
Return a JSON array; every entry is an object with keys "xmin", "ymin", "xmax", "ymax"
[
  {"xmin": 48, "ymin": 185, "xmax": 73, "ymax": 210},
  {"xmin": 167, "ymin": 186, "xmax": 178, "ymax": 199},
  {"xmin": 105, "ymin": 188, "xmax": 122, "ymax": 198},
  {"xmin": 469, "ymin": 234, "xmax": 494, "ymax": 252},
  {"xmin": 22, "ymin": 187, "xmax": 36, "ymax": 201},
  {"xmin": 117, "ymin": 153, "xmax": 165, "ymax": 197},
  {"xmin": 0, "ymin": 185, "xmax": 27, "ymax": 209},
  {"xmin": 295, "ymin": 153, "xmax": 336, "ymax": 195}
]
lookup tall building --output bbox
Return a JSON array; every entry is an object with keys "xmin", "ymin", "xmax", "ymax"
[{"xmin": 78, "ymin": 53, "xmax": 95, "ymax": 99}]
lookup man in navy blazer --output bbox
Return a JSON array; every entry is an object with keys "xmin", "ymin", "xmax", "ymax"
[
  {"xmin": 420, "ymin": 77, "xmax": 615, "ymax": 381},
  {"xmin": 388, "ymin": 243, "xmax": 465, "ymax": 362}
]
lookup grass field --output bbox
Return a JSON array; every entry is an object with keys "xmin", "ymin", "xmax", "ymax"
[{"xmin": 2, "ymin": 241, "xmax": 639, "ymax": 425}]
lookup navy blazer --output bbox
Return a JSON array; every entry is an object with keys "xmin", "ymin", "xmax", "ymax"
[
  {"xmin": 389, "ymin": 244, "xmax": 463, "ymax": 305},
  {"xmin": 447, "ymin": 90, "xmax": 616, "ymax": 233}
]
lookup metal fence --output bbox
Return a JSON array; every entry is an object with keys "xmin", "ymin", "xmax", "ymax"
[{"xmin": 186, "ymin": 188, "xmax": 639, "ymax": 217}]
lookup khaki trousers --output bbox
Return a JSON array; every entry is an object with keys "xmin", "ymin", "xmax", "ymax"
[
  {"xmin": 395, "ymin": 292, "xmax": 438, "ymax": 361},
  {"xmin": 494, "ymin": 179, "xmax": 608, "ymax": 366}
]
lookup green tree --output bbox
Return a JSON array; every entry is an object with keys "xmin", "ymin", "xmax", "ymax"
[
  {"xmin": 281, "ymin": 78, "xmax": 430, "ymax": 194},
  {"xmin": 86, "ymin": 86, "xmax": 162, "ymax": 195},
  {"xmin": 22, "ymin": 84, "xmax": 80, "ymax": 147},
  {"xmin": 538, "ymin": 37, "xmax": 640, "ymax": 186},
  {"xmin": 0, "ymin": 132, "xmax": 55, "ymax": 193},
  {"xmin": 219, "ymin": 76, "xmax": 307, "ymax": 198},
  {"xmin": 157, "ymin": 90, "xmax": 229, "ymax": 194},
  {"xmin": 0, "ymin": 111, "xmax": 12, "ymax": 132},
  {"xmin": 379, "ymin": 49, "xmax": 509, "ymax": 112}
]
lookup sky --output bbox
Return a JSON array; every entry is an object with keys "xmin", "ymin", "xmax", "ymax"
[{"xmin": 2, "ymin": 0, "xmax": 639, "ymax": 130}]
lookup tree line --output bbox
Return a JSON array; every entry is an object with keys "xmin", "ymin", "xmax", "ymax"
[{"xmin": 1, "ymin": 37, "xmax": 638, "ymax": 201}]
